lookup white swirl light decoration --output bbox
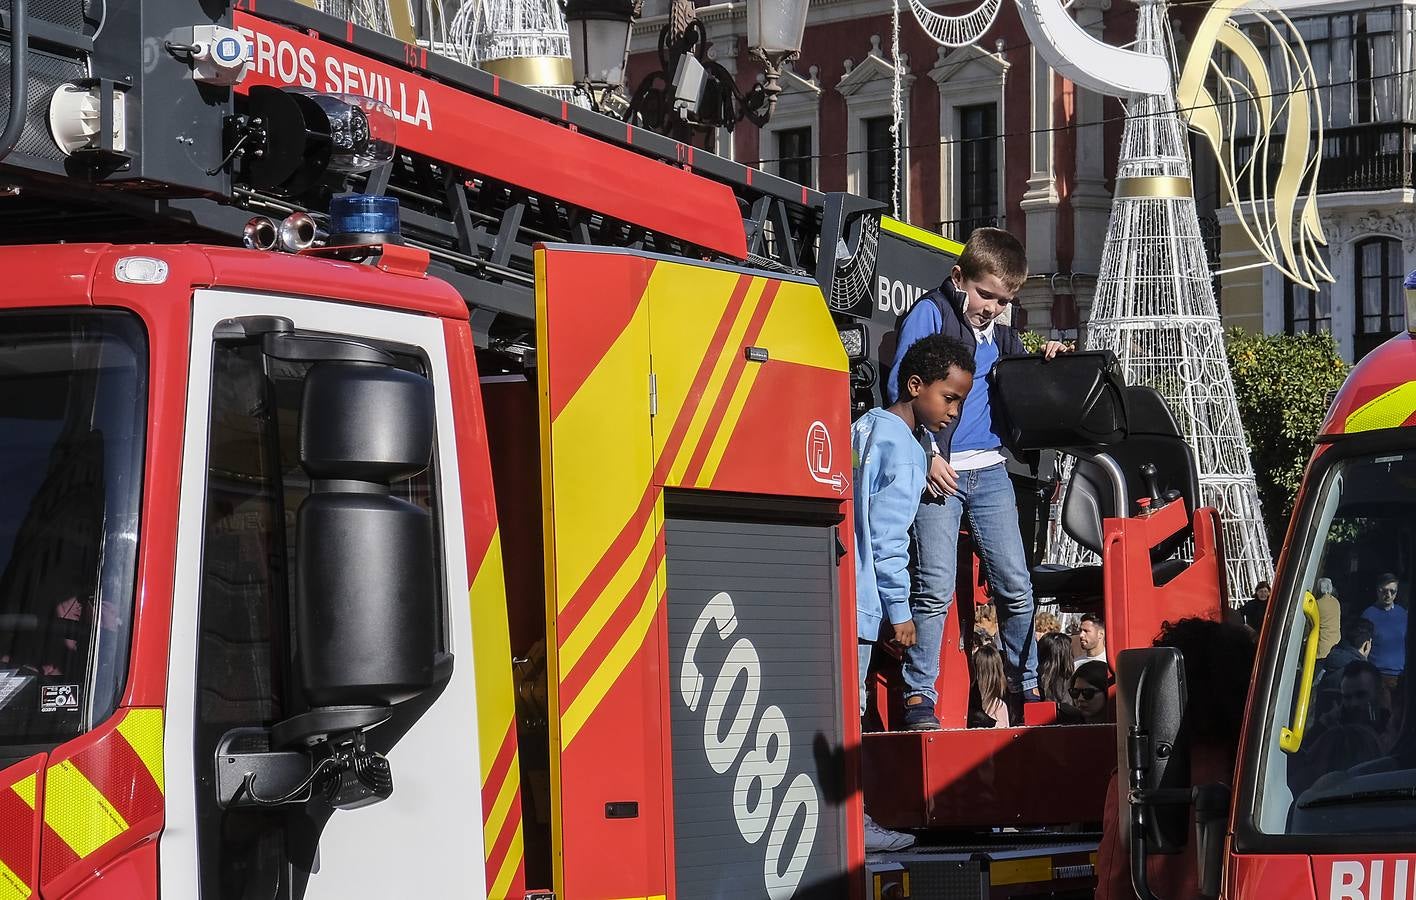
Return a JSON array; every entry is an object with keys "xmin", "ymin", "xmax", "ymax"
[{"xmin": 904, "ymin": 0, "xmax": 1003, "ymax": 48}]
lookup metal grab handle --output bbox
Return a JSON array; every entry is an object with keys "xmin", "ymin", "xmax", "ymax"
[{"xmin": 1279, "ymin": 591, "xmax": 1321, "ymax": 754}]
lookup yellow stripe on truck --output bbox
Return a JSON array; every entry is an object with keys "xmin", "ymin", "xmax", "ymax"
[
  {"xmin": 115, "ymin": 708, "xmax": 164, "ymax": 793},
  {"xmin": 0, "ymin": 860, "xmax": 30, "ymax": 900},
  {"xmin": 991, "ymin": 856, "xmax": 1054, "ymax": 886},
  {"xmin": 11, "ymin": 774, "xmax": 35, "ymax": 810},
  {"xmin": 43, "ymin": 760, "xmax": 129, "ymax": 859},
  {"xmin": 1345, "ymin": 381, "xmax": 1416, "ymax": 433},
  {"xmin": 881, "ymin": 216, "xmax": 966, "ymax": 255}
]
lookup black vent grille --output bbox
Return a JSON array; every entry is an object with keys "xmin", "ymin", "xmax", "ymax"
[
  {"xmin": 0, "ymin": 43, "xmax": 87, "ymax": 163},
  {"xmin": 26, "ymin": 0, "xmax": 89, "ymax": 32}
]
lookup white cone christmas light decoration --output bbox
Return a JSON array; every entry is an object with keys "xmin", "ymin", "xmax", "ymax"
[{"xmin": 1046, "ymin": 0, "xmax": 1273, "ymax": 604}]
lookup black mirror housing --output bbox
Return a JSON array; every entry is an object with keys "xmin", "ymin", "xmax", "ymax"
[
  {"xmin": 1116, "ymin": 647, "xmax": 1191, "ymax": 854},
  {"xmin": 282, "ymin": 360, "xmax": 440, "ymax": 747}
]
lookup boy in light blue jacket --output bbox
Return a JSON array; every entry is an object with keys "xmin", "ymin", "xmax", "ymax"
[{"xmin": 853, "ymin": 333, "xmax": 975, "ymax": 851}]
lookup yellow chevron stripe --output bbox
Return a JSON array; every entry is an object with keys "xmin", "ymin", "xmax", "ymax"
[
  {"xmin": 548, "ymin": 301, "xmax": 653, "ymax": 611},
  {"xmin": 481, "ymin": 749, "xmax": 521, "ymax": 862},
  {"xmin": 489, "ymin": 827, "xmax": 525, "ymax": 899},
  {"xmin": 559, "ymin": 513, "xmax": 659, "ymax": 675},
  {"xmin": 653, "ymin": 274, "xmax": 767, "ymax": 482},
  {"xmin": 561, "ymin": 555, "xmax": 667, "ymax": 747},
  {"xmin": 1345, "ymin": 381, "xmax": 1416, "ymax": 433},
  {"xmin": 115, "ymin": 708, "xmax": 164, "ymax": 794},
  {"xmin": 697, "ymin": 356, "xmax": 766, "ymax": 487},
  {"xmin": 469, "ymin": 533, "xmax": 518, "ymax": 781},
  {"xmin": 12, "ymin": 774, "xmax": 35, "ymax": 810},
  {"xmin": 0, "ymin": 860, "xmax": 29, "ymax": 900},
  {"xmin": 753, "ymin": 280, "xmax": 850, "ymax": 372},
  {"xmin": 44, "ymin": 760, "xmax": 128, "ymax": 858}
]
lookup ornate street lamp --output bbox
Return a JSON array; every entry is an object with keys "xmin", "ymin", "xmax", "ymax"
[
  {"xmin": 564, "ymin": 0, "xmax": 808, "ymax": 140},
  {"xmin": 562, "ymin": 0, "xmax": 637, "ymax": 108},
  {"xmin": 745, "ymin": 0, "xmax": 810, "ymax": 111}
]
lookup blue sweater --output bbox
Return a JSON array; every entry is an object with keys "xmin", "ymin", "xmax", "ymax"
[
  {"xmin": 883, "ymin": 282, "xmax": 1025, "ymax": 457},
  {"xmin": 853, "ymin": 409, "xmax": 927, "ymax": 640},
  {"xmin": 1362, "ymin": 604, "xmax": 1408, "ymax": 676}
]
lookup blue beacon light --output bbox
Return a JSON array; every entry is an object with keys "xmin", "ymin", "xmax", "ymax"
[{"xmin": 329, "ymin": 193, "xmax": 403, "ymax": 246}]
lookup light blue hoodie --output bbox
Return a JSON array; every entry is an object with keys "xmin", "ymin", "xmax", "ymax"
[{"xmin": 852, "ymin": 408, "xmax": 927, "ymax": 640}]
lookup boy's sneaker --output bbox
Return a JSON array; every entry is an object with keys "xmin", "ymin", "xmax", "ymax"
[
  {"xmin": 864, "ymin": 814, "xmax": 916, "ymax": 852},
  {"xmin": 901, "ymin": 699, "xmax": 941, "ymax": 732}
]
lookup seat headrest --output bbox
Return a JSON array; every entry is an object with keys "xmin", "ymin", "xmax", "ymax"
[{"xmin": 991, "ymin": 351, "xmax": 1128, "ymax": 450}]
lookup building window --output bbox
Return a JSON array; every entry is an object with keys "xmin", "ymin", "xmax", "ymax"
[
  {"xmin": 776, "ymin": 127, "xmax": 813, "ymax": 189},
  {"xmin": 1284, "ymin": 278, "xmax": 1332, "ymax": 335},
  {"xmin": 1354, "ymin": 236, "xmax": 1404, "ymax": 358},
  {"xmin": 958, "ymin": 103, "xmax": 999, "ymax": 236},
  {"xmin": 864, "ymin": 116, "xmax": 897, "ymax": 204}
]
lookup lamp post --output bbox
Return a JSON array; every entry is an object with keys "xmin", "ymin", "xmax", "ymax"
[
  {"xmin": 562, "ymin": 0, "xmax": 636, "ymax": 109},
  {"xmin": 564, "ymin": 0, "xmax": 808, "ymax": 140},
  {"xmin": 745, "ymin": 0, "xmax": 810, "ymax": 113}
]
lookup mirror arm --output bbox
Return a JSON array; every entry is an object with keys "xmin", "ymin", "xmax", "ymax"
[{"xmin": 1129, "ymin": 819, "xmax": 1167, "ymax": 900}]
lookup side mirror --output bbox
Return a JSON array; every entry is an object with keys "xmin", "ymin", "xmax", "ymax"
[
  {"xmin": 1115, "ymin": 647, "xmax": 1191, "ymax": 895},
  {"xmin": 284, "ymin": 361, "xmax": 439, "ymax": 737},
  {"xmin": 262, "ymin": 360, "xmax": 440, "ymax": 810}
]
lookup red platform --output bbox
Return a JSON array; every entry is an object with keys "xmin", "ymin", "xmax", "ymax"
[{"xmin": 862, "ymin": 724, "xmax": 1116, "ymax": 830}]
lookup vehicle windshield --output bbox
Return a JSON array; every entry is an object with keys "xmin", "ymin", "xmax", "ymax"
[
  {"xmin": 1254, "ymin": 447, "xmax": 1416, "ymax": 836},
  {"xmin": 0, "ymin": 312, "xmax": 146, "ymax": 757}
]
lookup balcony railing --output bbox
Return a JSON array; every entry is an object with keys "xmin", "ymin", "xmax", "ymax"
[{"xmin": 1232, "ymin": 122, "xmax": 1416, "ymax": 200}]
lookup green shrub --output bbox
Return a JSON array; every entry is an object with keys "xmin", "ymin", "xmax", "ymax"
[{"xmin": 1225, "ymin": 328, "xmax": 1349, "ymax": 548}]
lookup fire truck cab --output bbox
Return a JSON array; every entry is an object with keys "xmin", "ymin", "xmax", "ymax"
[{"xmin": 1120, "ymin": 317, "xmax": 1416, "ymax": 899}]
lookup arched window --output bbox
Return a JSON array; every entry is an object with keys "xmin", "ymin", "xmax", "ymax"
[{"xmin": 1354, "ymin": 236, "xmax": 1404, "ymax": 358}]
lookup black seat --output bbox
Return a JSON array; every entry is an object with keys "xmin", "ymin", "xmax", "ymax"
[{"xmin": 1029, "ymin": 386, "xmax": 1199, "ymax": 608}]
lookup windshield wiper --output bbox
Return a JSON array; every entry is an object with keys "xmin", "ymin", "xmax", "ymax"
[{"xmin": 1298, "ymin": 786, "xmax": 1416, "ymax": 809}]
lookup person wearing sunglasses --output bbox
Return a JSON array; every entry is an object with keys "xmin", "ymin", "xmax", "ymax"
[
  {"xmin": 1360, "ymin": 573, "xmax": 1407, "ymax": 694},
  {"xmin": 1069, "ymin": 660, "xmax": 1113, "ymax": 724}
]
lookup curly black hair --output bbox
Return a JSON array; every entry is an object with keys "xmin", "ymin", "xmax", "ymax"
[
  {"xmin": 894, "ymin": 333, "xmax": 976, "ymax": 402},
  {"xmin": 1154, "ymin": 617, "xmax": 1257, "ymax": 743}
]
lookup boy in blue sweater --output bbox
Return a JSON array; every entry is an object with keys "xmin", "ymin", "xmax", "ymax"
[
  {"xmin": 885, "ymin": 228, "xmax": 1068, "ymax": 729},
  {"xmin": 854, "ymin": 333, "xmax": 975, "ymax": 849}
]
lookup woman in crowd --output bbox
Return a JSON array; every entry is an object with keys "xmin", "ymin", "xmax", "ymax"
[{"xmin": 1037, "ymin": 631, "xmax": 1075, "ymax": 704}]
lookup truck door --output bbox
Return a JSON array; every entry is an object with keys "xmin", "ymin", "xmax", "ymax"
[
  {"xmin": 535, "ymin": 246, "xmax": 858, "ymax": 899},
  {"xmin": 160, "ymin": 289, "xmax": 487, "ymax": 898}
]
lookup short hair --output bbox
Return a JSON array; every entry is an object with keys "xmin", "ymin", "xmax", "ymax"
[
  {"xmin": 1377, "ymin": 573, "xmax": 1399, "ymax": 587},
  {"xmin": 894, "ymin": 333, "xmax": 975, "ymax": 402},
  {"xmin": 1342, "ymin": 659, "xmax": 1382, "ymax": 685},
  {"xmin": 1254, "ymin": 581, "xmax": 1271, "ymax": 593},
  {"xmin": 1316, "ymin": 577, "xmax": 1334, "ymax": 595},
  {"xmin": 1343, "ymin": 615, "xmax": 1375, "ymax": 643},
  {"xmin": 957, "ymin": 227, "xmax": 1027, "ymax": 292},
  {"xmin": 1080, "ymin": 612, "xmax": 1104, "ymax": 631}
]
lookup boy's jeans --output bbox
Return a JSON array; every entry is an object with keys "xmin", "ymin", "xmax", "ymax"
[{"xmin": 904, "ymin": 462, "xmax": 1039, "ymax": 702}]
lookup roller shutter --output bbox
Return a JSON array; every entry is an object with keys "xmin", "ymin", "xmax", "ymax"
[{"xmin": 665, "ymin": 515, "xmax": 847, "ymax": 898}]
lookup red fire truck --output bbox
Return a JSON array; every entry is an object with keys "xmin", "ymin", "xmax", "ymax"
[
  {"xmin": 1114, "ymin": 316, "xmax": 1416, "ymax": 900},
  {"xmin": 0, "ymin": 0, "xmax": 1242, "ymax": 898}
]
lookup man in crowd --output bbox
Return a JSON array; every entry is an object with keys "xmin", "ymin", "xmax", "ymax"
[
  {"xmin": 1361, "ymin": 573, "xmax": 1407, "ymax": 694},
  {"xmin": 1073, "ymin": 612, "xmax": 1106, "ymax": 668}
]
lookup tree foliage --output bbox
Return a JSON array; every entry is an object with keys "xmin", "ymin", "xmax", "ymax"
[{"xmin": 1225, "ymin": 328, "xmax": 1349, "ymax": 547}]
